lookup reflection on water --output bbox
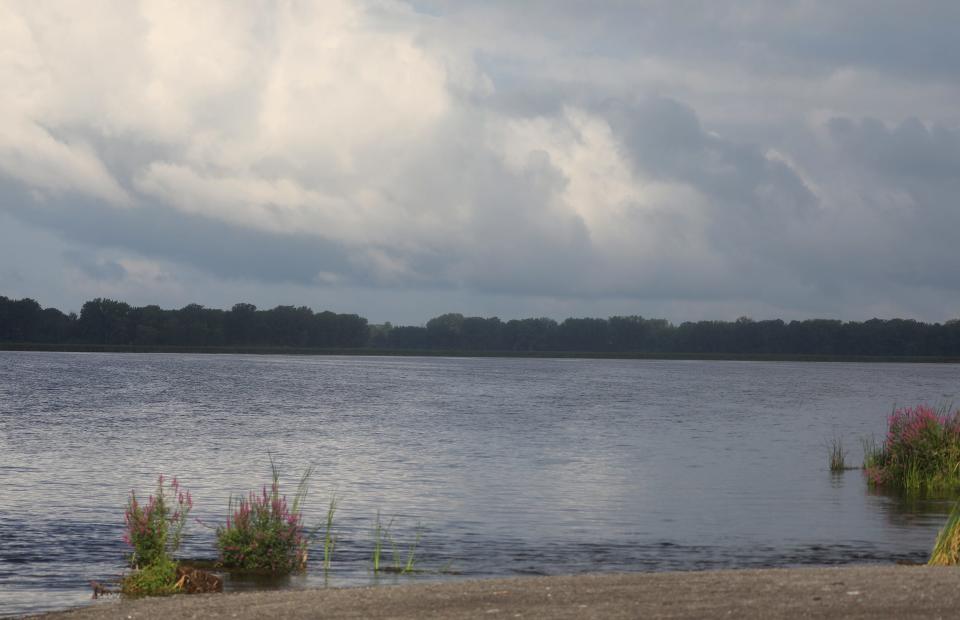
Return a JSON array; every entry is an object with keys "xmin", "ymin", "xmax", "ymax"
[
  {"xmin": 224, "ymin": 571, "xmax": 301, "ymax": 592},
  {"xmin": 866, "ymin": 486, "xmax": 958, "ymax": 529},
  {"xmin": 1, "ymin": 352, "xmax": 958, "ymax": 616}
]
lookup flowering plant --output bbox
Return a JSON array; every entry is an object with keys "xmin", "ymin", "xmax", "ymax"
[
  {"xmin": 865, "ymin": 404, "xmax": 960, "ymax": 490},
  {"xmin": 216, "ymin": 460, "xmax": 312, "ymax": 573},
  {"xmin": 123, "ymin": 474, "xmax": 193, "ymax": 568}
]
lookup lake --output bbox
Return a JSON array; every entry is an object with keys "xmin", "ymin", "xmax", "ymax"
[{"xmin": 1, "ymin": 352, "xmax": 958, "ymax": 616}]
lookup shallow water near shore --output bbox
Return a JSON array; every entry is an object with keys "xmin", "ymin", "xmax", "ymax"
[{"xmin": 1, "ymin": 352, "xmax": 958, "ymax": 616}]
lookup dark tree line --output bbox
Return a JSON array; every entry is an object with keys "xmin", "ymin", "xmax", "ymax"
[
  {"xmin": 3, "ymin": 295, "xmax": 960, "ymax": 356},
  {"xmin": 370, "ymin": 313, "xmax": 960, "ymax": 357},
  {"xmin": 0, "ymin": 296, "xmax": 367, "ymax": 348}
]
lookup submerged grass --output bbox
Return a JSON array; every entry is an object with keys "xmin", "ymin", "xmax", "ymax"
[{"xmin": 929, "ymin": 500, "xmax": 960, "ymax": 565}]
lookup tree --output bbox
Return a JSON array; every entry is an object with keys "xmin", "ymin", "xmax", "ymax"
[
  {"xmin": 503, "ymin": 317, "xmax": 558, "ymax": 351},
  {"xmin": 225, "ymin": 303, "xmax": 259, "ymax": 345},
  {"xmin": 426, "ymin": 313, "xmax": 465, "ymax": 349},
  {"xmin": 78, "ymin": 298, "xmax": 132, "ymax": 344}
]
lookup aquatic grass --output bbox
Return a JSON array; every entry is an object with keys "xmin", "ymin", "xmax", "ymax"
[
  {"xmin": 321, "ymin": 494, "xmax": 338, "ymax": 575},
  {"xmin": 372, "ymin": 513, "xmax": 422, "ymax": 574},
  {"xmin": 828, "ymin": 435, "xmax": 846, "ymax": 472},
  {"xmin": 929, "ymin": 500, "xmax": 960, "ymax": 565},
  {"xmin": 399, "ymin": 525, "xmax": 423, "ymax": 574},
  {"xmin": 860, "ymin": 435, "xmax": 883, "ymax": 470},
  {"xmin": 371, "ymin": 511, "xmax": 390, "ymax": 573},
  {"xmin": 388, "ymin": 529, "xmax": 403, "ymax": 572},
  {"xmin": 865, "ymin": 404, "xmax": 960, "ymax": 491},
  {"xmin": 216, "ymin": 457, "xmax": 313, "ymax": 573}
]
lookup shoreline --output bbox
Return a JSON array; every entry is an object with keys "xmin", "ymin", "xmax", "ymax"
[
  {"xmin": 37, "ymin": 565, "xmax": 960, "ymax": 619},
  {"xmin": 2, "ymin": 343, "xmax": 959, "ymax": 363}
]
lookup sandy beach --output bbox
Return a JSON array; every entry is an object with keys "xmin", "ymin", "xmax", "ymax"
[{"xmin": 37, "ymin": 565, "xmax": 960, "ymax": 619}]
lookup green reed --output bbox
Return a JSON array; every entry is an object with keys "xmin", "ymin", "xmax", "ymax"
[
  {"xmin": 930, "ymin": 499, "xmax": 960, "ymax": 565},
  {"xmin": 372, "ymin": 511, "xmax": 391, "ymax": 573},
  {"xmin": 828, "ymin": 435, "xmax": 846, "ymax": 472},
  {"xmin": 322, "ymin": 494, "xmax": 338, "ymax": 575},
  {"xmin": 399, "ymin": 525, "xmax": 423, "ymax": 574},
  {"xmin": 860, "ymin": 435, "xmax": 883, "ymax": 470}
]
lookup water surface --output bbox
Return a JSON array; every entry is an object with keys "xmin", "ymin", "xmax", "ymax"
[{"xmin": 1, "ymin": 352, "xmax": 957, "ymax": 616}]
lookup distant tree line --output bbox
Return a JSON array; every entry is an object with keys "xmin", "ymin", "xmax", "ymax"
[
  {"xmin": 370, "ymin": 312, "xmax": 960, "ymax": 356},
  {"xmin": 3, "ymin": 296, "xmax": 960, "ymax": 356},
  {"xmin": 0, "ymin": 296, "xmax": 367, "ymax": 348}
]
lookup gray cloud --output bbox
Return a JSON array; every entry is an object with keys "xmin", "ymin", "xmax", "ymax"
[
  {"xmin": 828, "ymin": 117, "xmax": 960, "ymax": 181},
  {"xmin": 2, "ymin": 1, "xmax": 960, "ymax": 322},
  {"xmin": 605, "ymin": 97, "xmax": 818, "ymax": 216},
  {"xmin": 425, "ymin": 1, "xmax": 960, "ymax": 79},
  {"xmin": 818, "ymin": 117, "xmax": 960, "ymax": 290},
  {"xmin": 62, "ymin": 250, "xmax": 127, "ymax": 282},
  {"xmin": 1, "ymin": 183, "xmax": 355, "ymax": 285}
]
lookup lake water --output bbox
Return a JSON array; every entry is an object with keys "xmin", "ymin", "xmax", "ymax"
[{"xmin": 1, "ymin": 352, "xmax": 958, "ymax": 616}]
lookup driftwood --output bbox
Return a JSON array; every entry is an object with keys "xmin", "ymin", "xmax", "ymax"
[
  {"xmin": 90, "ymin": 580, "xmax": 119, "ymax": 599},
  {"xmin": 174, "ymin": 565, "xmax": 223, "ymax": 593},
  {"xmin": 91, "ymin": 565, "xmax": 222, "ymax": 599}
]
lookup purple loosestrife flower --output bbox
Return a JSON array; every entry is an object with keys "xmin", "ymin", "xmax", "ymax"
[
  {"xmin": 216, "ymin": 463, "xmax": 312, "ymax": 573},
  {"xmin": 870, "ymin": 405, "xmax": 960, "ymax": 490},
  {"xmin": 123, "ymin": 475, "xmax": 192, "ymax": 569}
]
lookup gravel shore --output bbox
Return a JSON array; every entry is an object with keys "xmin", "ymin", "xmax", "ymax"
[{"xmin": 37, "ymin": 565, "xmax": 960, "ymax": 619}]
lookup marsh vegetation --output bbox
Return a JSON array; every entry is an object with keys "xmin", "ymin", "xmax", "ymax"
[{"xmin": 863, "ymin": 405, "xmax": 960, "ymax": 492}]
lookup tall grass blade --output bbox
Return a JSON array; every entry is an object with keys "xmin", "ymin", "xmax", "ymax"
[
  {"xmin": 403, "ymin": 525, "xmax": 423, "ymax": 574},
  {"xmin": 372, "ymin": 511, "xmax": 383, "ymax": 573},
  {"xmin": 389, "ymin": 530, "xmax": 401, "ymax": 571},
  {"xmin": 828, "ymin": 435, "xmax": 846, "ymax": 472},
  {"xmin": 323, "ymin": 494, "xmax": 338, "ymax": 575},
  {"xmin": 929, "ymin": 500, "xmax": 960, "ymax": 565},
  {"xmin": 860, "ymin": 435, "xmax": 881, "ymax": 470}
]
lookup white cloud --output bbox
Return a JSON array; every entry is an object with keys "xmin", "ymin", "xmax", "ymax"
[
  {"xmin": 2, "ymin": 0, "xmax": 960, "ymax": 321},
  {"xmin": 0, "ymin": 120, "xmax": 132, "ymax": 206}
]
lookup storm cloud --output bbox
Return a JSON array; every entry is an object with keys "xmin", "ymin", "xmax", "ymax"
[{"xmin": 1, "ymin": 1, "xmax": 958, "ymax": 323}]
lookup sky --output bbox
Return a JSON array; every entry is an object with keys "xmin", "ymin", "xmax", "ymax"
[{"xmin": 1, "ymin": 1, "xmax": 959, "ymax": 325}]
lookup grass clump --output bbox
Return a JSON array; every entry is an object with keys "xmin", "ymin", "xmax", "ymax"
[
  {"xmin": 120, "ymin": 556, "xmax": 179, "ymax": 596},
  {"xmin": 929, "ymin": 500, "xmax": 960, "ymax": 565},
  {"xmin": 372, "ymin": 511, "xmax": 388, "ymax": 573},
  {"xmin": 216, "ymin": 457, "xmax": 313, "ymax": 573},
  {"xmin": 828, "ymin": 436, "xmax": 846, "ymax": 472},
  {"xmin": 865, "ymin": 404, "xmax": 960, "ymax": 492},
  {"xmin": 391, "ymin": 524, "xmax": 422, "ymax": 574},
  {"xmin": 861, "ymin": 435, "xmax": 883, "ymax": 470},
  {"xmin": 121, "ymin": 474, "xmax": 192, "ymax": 596},
  {"xmin": 371, "ymin": 511, "xmax": 422, "ymax": 574}
]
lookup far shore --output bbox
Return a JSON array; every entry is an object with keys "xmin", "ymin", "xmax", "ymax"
[
  {"xmin": 37, "ymin": 565, "xmax": 960, "ymax": 619},
  {"xmin": 2, "ymin": 343, "xmax": 959, "ymax": 363}
]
